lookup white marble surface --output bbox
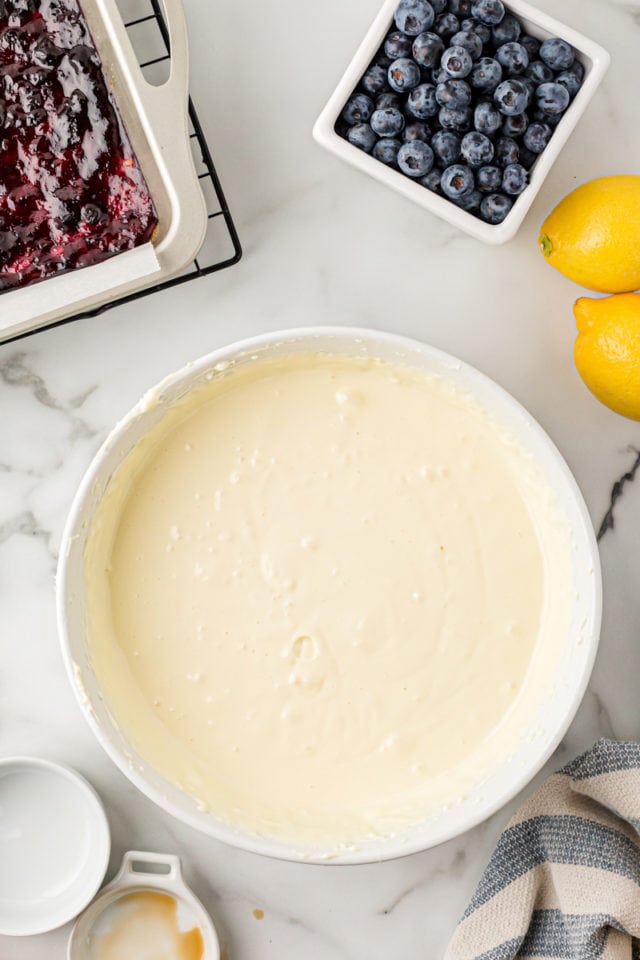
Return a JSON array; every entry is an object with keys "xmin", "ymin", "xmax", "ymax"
[{"xmin": 2, "ymin": 0, "xmax": 640, "ymax": 955}]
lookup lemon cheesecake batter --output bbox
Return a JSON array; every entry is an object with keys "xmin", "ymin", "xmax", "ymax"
[{"xmin": 84, "ymin": 352, "xmax": 571, "ymax": 848}]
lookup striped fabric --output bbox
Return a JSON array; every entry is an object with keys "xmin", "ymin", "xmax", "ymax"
[{"xmin": 446, "ymin": 740, "xmax": 640, "ymax": 960}]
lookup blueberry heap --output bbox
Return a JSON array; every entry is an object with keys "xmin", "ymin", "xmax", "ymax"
[{"xmin": 337, "ymin": 0, "xmax": 584, "ymax": 225}]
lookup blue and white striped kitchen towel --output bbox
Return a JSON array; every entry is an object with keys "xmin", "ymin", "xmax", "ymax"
[{"xmin": 446, "ymin": 740, "xmax": 640, "ymax": 960}]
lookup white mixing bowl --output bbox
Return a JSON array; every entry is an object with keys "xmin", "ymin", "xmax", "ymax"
[{"xmin": 57, "ymin": 328, "xmax": 601, "ymax": 864}]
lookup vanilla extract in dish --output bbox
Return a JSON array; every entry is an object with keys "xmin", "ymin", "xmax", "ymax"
[
  {"xmin": 0, "ymin": 0, "xmax": 158, "ymax": 292},
  {"xmin": 88, "ymin": 892, "xmax": 204, "ymax": 960},
  {"xmin": 84, "ymin": 352, "xmax": 572, "ymax": 848},
  {"xmin": 337, "ymin": 0, "xmax": 585, "ymax": 225}
]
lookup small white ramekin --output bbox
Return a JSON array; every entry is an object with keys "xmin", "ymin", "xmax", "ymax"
[
  {"xmin": 313, "ymin": 0, "xmax": 610, "ymax": 244},
  {"xmin": 0, "ymin": 757, "xmax": 110, "ymax": 936},
  {"xmin": 68, "ymin": 851, "xmax": 220, "ymax": 960}
]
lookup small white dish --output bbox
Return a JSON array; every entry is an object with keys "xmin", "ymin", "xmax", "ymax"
[
  {"xmin": 68, "ymin": 851, "xmax": 220, "ymax": 960},
  {"xmin": 0, "ymin": 757, "xmax": 110, "ymax": 936},
  {"xmin": 313, "ymin": 0, "xmax": 610, "ymax": 244}
]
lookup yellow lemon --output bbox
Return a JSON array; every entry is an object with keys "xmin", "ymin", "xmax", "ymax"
[
  {"xmin": 539, "ymin": 175, "xmax": 640, "ymax": 293},
  {"xmin": 574, "ymin": 293, "xmax": 640, "ymax": 420}
]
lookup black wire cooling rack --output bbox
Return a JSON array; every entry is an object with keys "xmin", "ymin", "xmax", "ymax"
[{"xmin": 7, "ymin": 0, "xmax": 241, "ymax": 344}]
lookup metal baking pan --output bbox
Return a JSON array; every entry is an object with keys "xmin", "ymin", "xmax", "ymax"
[{"xmin": 0, "ymin": 0, "xmax": 207, "ymax": 342}]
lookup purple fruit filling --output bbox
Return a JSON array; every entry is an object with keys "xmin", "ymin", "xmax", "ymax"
[{"xmin": 0, "ymin": 0, "xmax": 158, "ymax": 293}]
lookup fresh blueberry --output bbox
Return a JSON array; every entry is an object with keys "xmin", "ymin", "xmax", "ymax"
[
  {"xmin": 470, "ymin": 0, "xmax": 505, "ymax": 26},
  {"xmin": 539, "ymin": 37, "xmax": 574, "ymax": 71},
  {"xmin": 535, "ymin": 81, "xmax": 570, "ymax": 116},
  {"xmin": 502, "ymin": 162, "xmax": 528, "ymax": 194},
  {"xmin": 0, "ymin": 229, "xmax": 17, "ymax": 256},
  {"xmin": 520, "ymin": 35, "xmax": 540, "ymax": 61},
  {"xmin": 372, "ymin": 138, "xmax": 402, "ymax": 165},
  {"xmin": 398, "ymin": 139, "xmax": 435, "ymax": 176},
  {"xmin": 454, "ymin": 188, "xmax": 482, "ymax": 211},
  {"xmin": 404, "ymin": 120, "xmax": 432, "ymax": 141},
  {"xmin": 450, "ymin": 29, "xmax": 483, "ymax": 59},
  {"xmin": 474, "ymin": 100, "xmax": 502, "ymax": 134},
  {"xmin": 394, "ymin": 0, "xmax": 435, "ymax": 35},
  {"xmin": 406, "ymin": 82, "xmax": 439, "ymax": 117},
  {"xmin": 375, "ymin": 53, "xmax": 393, "ymax": 69},
  {"xmin": 567, "ymin": 59, "xmax": 585, "ymax": 82},
  {"xmin": 496, "ymin": 42, "xmax": 529, "ymax": 76},
  {"xmin": 477, "ymin": 165, "xmax": 502, "ymax": 191},
  {"xmin": 376, "ymin": 92, "xmax": 401, "ymax": 110},
  {"xmin": 461, "ymin": 130, "xmax": 494, "ymax": 166},
  {"xmin": 518, "ymin": 146, "xmax": 538, "ymax": 170},
  {"xmin": 525, "ymin": 60, "xmax": 554, "ymax": 85},
  {"xmin": 431, "ymin": 129, "xmax": 462, "ymax": 165},
  {"xmin": 461, "ymin": 18, "xmax": 491, "ymax": 46},
  {"xmin": 493, "ymin": 78, "xmax": 529, "ymax": 115},
  {"xmin": 429, "ymin": 0, "xmax": 447, "ymax": 11},
  {"xmin": 432, "ymin": 66, "xmax": 449, "ymax": 84},
  {"xmin": 361, "ymin": 64, "xmax": 388, "ymax": 96},
  {"xmin": 435, "ymin": 78, "xmax": 473, "ymax": 108},
  {"xmin": 470, "ymin": 57, "xmax": 503, "ymax": 90},
  {"xmin": 371, "ymin": 106, "xmax": 405, "ymax": 136},
  {"xmin": 449, "ymin": 0, "xmax": 471, "ymax": 15},
  {"xmin": 412, "ymin": 31, "xmax": 445, "ymax": 67},
  {"xmin": 346, "ymin": 122, "xmax": 377, "ymax": 152},
  {"xmin": 441, "ymin": 163, "xmax": 475, "ymax": 198},
  {"xmin": 421, "ymin": 169, "xmax": 444, "ymax": 192},
  {"xmin": 501, "ymin": 111, "xmax": 528, "ymax": 136},
  {"xmin": 491, "ymin": 13, "xmax": 521, "ymax": 46},
  {"xmin": 495, "ymin": 135, "xmax": 519, "ymax": 165},
  {"xmin": 433, "ymin": 12, "xmax": 460, "ymax": 39},
  {"xmin": 555, "ymin": 70, "xmax": 581, "ymax": 98},
  {"xmin": 441, "ymin": 45, "xmax": 473, "ymax": 78},
  {"xmin": 438, "ymin": 104, "xmax": 473, "ymax": 131},
  {"xmin": 480, "ymin": 192, "xmax": 513, "ymax": 223},
  {"xmin": 342, "ymin": 93, "xmax": 374, "ymax": 124},
  {"xmin": 532, "ymin": 109, "xmax": 560, "ymax": 128},
  {"xmin": 520, "ymin": 77, "xmax": 536, "ymax": 100},
  {"xmin": 388, "ymin": 58, "xmax": 422, "ymax": 92},
  {"xmin": 371, "ymin": 138, "xmax": 400, "ymax": 165},
  {"xmin": 81, "ymin": 203, "xmax": 104, "ymax": 225},
  {"xmin": 523, "ymin": 120, "xmax": 552, "ymax": 153},
  {"xmin": 334, "ymin": 117, "xmax": 351, "ymax": 139},
  {"xmin": 384, "ymin": 30, "xmax": 413, "ymax": 60}
]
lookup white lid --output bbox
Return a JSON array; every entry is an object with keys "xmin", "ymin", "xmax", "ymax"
[{"xmin": 0, "ymin": 757, "xmax": 111, "ymax": 936}]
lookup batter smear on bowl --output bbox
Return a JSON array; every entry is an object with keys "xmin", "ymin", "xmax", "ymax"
[{"xmin": 0, "ymin": 0, "xmax": 158, "ymax": 292}]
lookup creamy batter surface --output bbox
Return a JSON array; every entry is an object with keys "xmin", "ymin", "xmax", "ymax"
[{"xmin": 85, "ymin": 352, "xmax": 571, "ymax": 848}]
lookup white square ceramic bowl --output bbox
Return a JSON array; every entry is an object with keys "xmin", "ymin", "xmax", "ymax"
[{"xmin": 313, "ymin": 0, "xmax": 610, "ymax": 244}]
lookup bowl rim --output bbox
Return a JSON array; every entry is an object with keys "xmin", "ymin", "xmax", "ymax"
[
  {"xmin": 312, "ymin": 0, "xmax": 611, "ymax": 245},
  {"xmin": 57, "ymin": 326, "xmax": 602, "ymax": 864},
  {"xmin": 0, "ymin": 756, "xmax": 111, "ymax": 935}
]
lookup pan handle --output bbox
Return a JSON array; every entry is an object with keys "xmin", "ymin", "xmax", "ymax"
[
  {"xmin": 94, "ymin": 0, "xmax": 208, "ymax": 260},
  {"xmin": 135, "ymin": 0, "xmax": 192, "ymax": 118},
  {"xmin": 95, "ymin": 0, "xmax": 191, "ymax": 119}
]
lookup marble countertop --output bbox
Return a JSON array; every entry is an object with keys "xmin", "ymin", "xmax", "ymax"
[{"xmin": 2, "ymin": 0, "xmax": 640, "ymax": 956}]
